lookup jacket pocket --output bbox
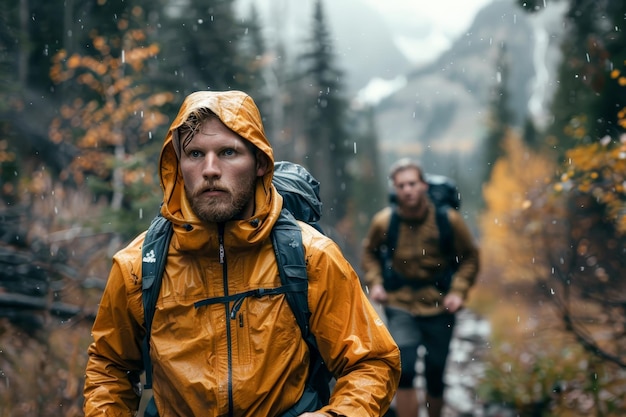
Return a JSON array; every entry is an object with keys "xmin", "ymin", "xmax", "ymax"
[{"xmin": 235, "ymin": 308, "xmax": 251, "ymax": 365}]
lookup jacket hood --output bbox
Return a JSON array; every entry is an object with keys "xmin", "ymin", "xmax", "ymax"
[{"xmin": 158, "ymin": 90, "xmax": 280, "ymax": 250}]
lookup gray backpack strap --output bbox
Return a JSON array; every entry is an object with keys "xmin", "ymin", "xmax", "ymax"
[
  {"xmin": 141, "ymin": 215, "xmax": 173, "ymax": 390},
  {"xmin": 272, "ymin": 209, "xmax": 332, "ymax": 414}
]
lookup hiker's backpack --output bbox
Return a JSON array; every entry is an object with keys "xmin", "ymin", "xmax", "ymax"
[
  {"xmin": 140, "ymin": 161, "xmax": 330, "ymax": 417},
  {"xmin": 381, "ymin": 173, "xmax": 461, "ymax": 293}
]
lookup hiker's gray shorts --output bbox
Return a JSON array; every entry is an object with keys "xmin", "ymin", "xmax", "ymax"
[{"xmin": 384, "ymin": 306, "xmax": 456, "ymax": 395}]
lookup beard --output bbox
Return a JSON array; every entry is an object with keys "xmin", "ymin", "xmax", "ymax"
[{"xmin": 186, "ymin": 173, "xmax": 257, "ymax": 224}]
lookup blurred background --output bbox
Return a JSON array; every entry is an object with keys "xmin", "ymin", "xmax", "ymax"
[{"xmin": 0, "ymin": 0, "xmax": 625, "ymax": 415}]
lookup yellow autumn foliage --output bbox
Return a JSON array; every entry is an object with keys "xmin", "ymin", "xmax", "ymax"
[
  {"xmin": 48, "ymin": 27, "xmax": 174, "ymax": 196},
  {"xmin": 563, "ymin": 135, "xmax": 626, "ymax": 235},
  {"xmin": 481, "ymin": 133, "xmax": 557, "ymax": 284}
]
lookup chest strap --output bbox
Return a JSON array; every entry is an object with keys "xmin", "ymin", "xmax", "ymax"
[{"xmin": 194, "ymin": 282, "xmax": 307, "ymax": 319}]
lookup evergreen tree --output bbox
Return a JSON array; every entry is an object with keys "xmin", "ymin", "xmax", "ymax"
[
  {"xmin": 512, "ymin": 0, "xmax": 626, "ymax": 375},
  {"xmin": 543, "ymin": 0, "xmax": 626, "ymax": 159},
  {"xmin": 298, "ymin": 0, "xmax": 351, "ymax": 228},
  {"xmin": 239, "ymin": 3, "xmax": 273, "ymax": 132},
  {"xmin": 154, "ymin": 0, "xmax": 253, "ymax": 94},
  {"xmin": 349, "ymin": 106, "xmax": 386, "ymax": 256},
  {"xmin": 482, "ymin": 42, "xmax": 514, "ymax": 185}
]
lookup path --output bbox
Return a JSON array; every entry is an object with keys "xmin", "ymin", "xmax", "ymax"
[{"xmin": 383, "ymin": 308, "xmax": 492, "ymax": 417}]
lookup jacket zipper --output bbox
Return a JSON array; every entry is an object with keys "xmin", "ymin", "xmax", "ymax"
[{"xmin": 218, "ymin": 223, "xmax": 234, "ymax": 417}]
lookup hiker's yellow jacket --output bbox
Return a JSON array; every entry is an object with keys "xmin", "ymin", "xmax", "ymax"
[{"xmin": 83, "ymin": 91, "xmax": 400, "ymax": 417}]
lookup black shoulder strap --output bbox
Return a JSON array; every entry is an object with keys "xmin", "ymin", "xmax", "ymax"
[
  {"xmin": 434, "ymin": 205, "xmax": 453, "ymax": 256},
  {"xmin": 434, "ymin": 205, "xmax": 459, "ymax": 292},
  {"xmin": 272, "ymin": 209, "xmax": 331, "ymax": 406},
  {"xmin": 141, "ymin": 215, "xmax": 173, "ymax": 390},
  {"xmin": 380, "ymin": 208, "xmax": 400, "ymax": 282},
  {"xmin": 386, "ymin": 208, "xmax": 401, "ymax": 256}
]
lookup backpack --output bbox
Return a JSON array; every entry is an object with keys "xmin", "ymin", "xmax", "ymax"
[
  {"xmin": 140, "ymin": 161, "xmax": 331, "ymax": 417},
  {"xmin": 381, "ymin": 173, "xmax": 460, "ymax": 293}
]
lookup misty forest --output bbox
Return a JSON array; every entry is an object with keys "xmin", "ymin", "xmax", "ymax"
[{"xmin": 0, "ymin": 0, "xmax": 625, "ymax": 416}]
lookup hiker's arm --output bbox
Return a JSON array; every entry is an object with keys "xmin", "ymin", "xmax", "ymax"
[
  {"xmin": 447, "ymin": 210, "xmax": 480, "ymax": 299},
  {"xmin": 84, "ymin": 254, "xmax": 145, "ymax": 416},
  {"xmin": 307, "ymin": 238, "xmax": 400, "ymax": 417}
]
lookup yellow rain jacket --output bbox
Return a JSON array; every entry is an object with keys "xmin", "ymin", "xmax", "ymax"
[{"xmin": 84, "ymin": 90, "xmax": 400, "ymax": 417}]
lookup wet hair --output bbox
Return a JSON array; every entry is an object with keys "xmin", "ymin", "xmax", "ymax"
[
  {"xmin": 177, "ymin": 108, "xmax": 216, "ymax": 154},
  {"xmin": 176, "ymin": 107, "xmax": 260, "ymax": 161},
  {"xmin": 388, "ymin": 158, "xmax": 425, "ymax": 183}
]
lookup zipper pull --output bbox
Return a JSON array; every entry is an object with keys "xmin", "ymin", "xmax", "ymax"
[{"xmin": 218, "ymin": 223, "xmax": 225, "ymax": 264}]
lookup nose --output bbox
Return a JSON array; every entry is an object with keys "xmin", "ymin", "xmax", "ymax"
[{"xmin": 201, "ymin": 153, "xmax": 221, "ymax": 179}]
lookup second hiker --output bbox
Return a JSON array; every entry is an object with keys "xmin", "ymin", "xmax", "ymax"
[
  {"xmin": 362, "ymin": 158, "xmax": 480, "ymax": 417},
  {"xmin": 83, "ymin": 90, "xmax": 400, "ymax": 416}
]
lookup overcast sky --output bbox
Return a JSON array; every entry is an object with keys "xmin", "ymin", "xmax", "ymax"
[
  {"xmin": 363, "ymin": 0, "xmax": 494, "ymax": 65},
  {"xmin": 235, "ymin": 0, "xmax": 497, "ymax": 103},
  {"xmin": 237, "ymin": 0, "xmax": 494, "ymax": 66}
]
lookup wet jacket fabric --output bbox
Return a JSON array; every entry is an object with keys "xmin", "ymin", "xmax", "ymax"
[
  {"xmin": 83, "ymin": 91, "xmax": 400, "ymax": 417},
  {"xmin": 362, "ymin": 203, "xmax": 480, "ymax": 316}
]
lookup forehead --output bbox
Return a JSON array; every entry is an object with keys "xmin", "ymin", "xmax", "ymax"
[
  {"xmin": 393, "ymin": 167, "xmax": 422, "ymax": 183},
  {"xmin": 187, "ymin": 117, "xmax": 247, "ymax": 147},
  {"xmin": 198, "ymin": 116, "xmax": 239, "ymax": 137}
]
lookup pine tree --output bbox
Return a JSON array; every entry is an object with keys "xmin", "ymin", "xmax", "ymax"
[
  {"xmin": 239, "ymin": 3, "xmax": 273, "ymax": 131},
  {"xmin": 543, "ymin": 0, "xmax": 626, "ymax": 159},
  {"xmin": 298, "ymin": 0, "xmax": 352, "ymax": 227},
  {"xmin": 154, "ymin": 0, "xmax": 252, "ymax": 93},
  {"xmin": 482, "ymin": 42, "xmax": 514, "ymax": 185}
]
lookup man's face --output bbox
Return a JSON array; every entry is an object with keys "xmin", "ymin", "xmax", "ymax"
[
  {"xmin": 392, "ymin": 167, "xmax": 428, "ymax": 210},
  {"xmin": 180, "ymin": 116, "xmax": 268, "ymax": 223}
]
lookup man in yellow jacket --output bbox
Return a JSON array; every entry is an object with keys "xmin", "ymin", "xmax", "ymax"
[
  {"xmin": 83, "ymin": 90, "xmax": 400, "ymax": 416},
  {"xmin": 362, "ymin": 159, "xmax": 480, "ymax": 417}
]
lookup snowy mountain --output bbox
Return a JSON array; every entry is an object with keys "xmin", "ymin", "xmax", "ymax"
[{"xmin": 368, "ymin": 0, "xmax": 567, "ymax": 180}]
